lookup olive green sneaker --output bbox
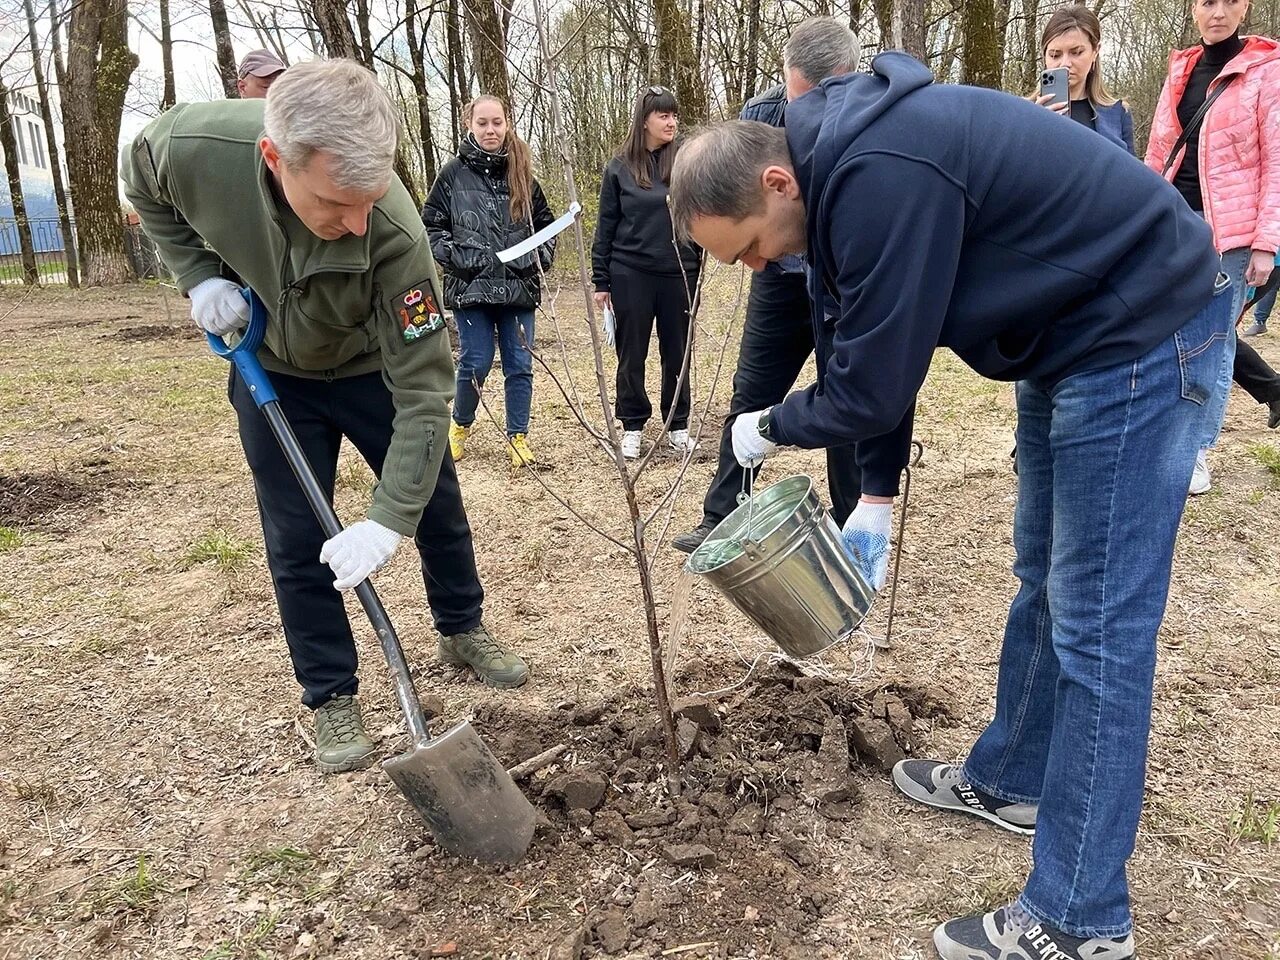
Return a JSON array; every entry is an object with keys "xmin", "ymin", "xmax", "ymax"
[
  {"xmin": 313, "ymin": 694, "xmax": 377, "ymax": 774},
  {"xmin": 438, "ymin": 624, "xmax": 529, "ymax": 688}
]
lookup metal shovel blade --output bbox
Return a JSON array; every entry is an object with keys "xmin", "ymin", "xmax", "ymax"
[{"xmin": 383, "ymin": 719, "xmax": 537, "ymax": 864}]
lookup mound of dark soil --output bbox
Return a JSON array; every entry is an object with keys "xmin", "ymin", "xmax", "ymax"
[{"xmin": 394, "ymin": 661, "xmax": 952, "ymax": 957}]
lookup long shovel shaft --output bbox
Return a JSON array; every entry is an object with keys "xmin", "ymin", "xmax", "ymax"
[
  {"xmin": 258, "ymin": 401, "xmax": 430, "ymax": 745},
  {"xmin": 209, "ymin": 288, "xmax": 537, "ymax": 864}
]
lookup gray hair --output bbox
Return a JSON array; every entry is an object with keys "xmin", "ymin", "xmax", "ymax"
[
  {"xmin": 668, "ymin": 121, "xmax": 792, "ymax": 239},
  {"xmin": 263, "ymin": 59, "xmax": 400, "ymax": 192},
  {"xmin": 783, "ymin": 16, "xmax": 861, "ymax": 84}
]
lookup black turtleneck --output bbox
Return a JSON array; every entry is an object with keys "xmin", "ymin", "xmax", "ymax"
[{"xmin": 1173, "ymin": 31, "xmax": 1245, "ymax": 211}]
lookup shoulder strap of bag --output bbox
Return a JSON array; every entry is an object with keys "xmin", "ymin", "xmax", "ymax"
[{"xmin": 1162, "ymin": 72, "xmax": 1239, "ymax": 178}]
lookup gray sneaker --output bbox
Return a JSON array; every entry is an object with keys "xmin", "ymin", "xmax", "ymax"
[
  {"xmin": 934, "ymin": 901, "xmax": 1135, "ymax": 960},
  {"xmin": 313, "ymin": 694, "xmax": 377, "ymax": 774},
  {"xmin": 439, "ymin": 623, "xmax": 529, "ymax": 689},
  {"xmin": 1243, "ymin": 320, "xmax": 1267, "ymax": 337},
  {"xmin": 892, "ymin": 759, "xmax": 1037, "ymax": 835}
]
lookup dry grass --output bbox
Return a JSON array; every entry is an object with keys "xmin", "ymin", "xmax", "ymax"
[{"xmin": 0, "ymin": 280, "xmax": 1278, "ymax": 959}]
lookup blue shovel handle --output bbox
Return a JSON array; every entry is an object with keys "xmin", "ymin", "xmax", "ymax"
[{"xmin": 205, "ymin": 288, "xmax": 278, "ymax": 407}]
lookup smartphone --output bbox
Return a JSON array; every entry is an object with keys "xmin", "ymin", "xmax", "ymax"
[{"xmin": 1039, "ymin": 67, "xmax": 1069, "ymax": 108}]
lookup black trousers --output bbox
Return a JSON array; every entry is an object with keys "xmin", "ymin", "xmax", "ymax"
[
  {"xmin": 611, "ymin": 262, "xmax": 697, "ymax": 431},
  {"xmin": 1234, "ymin": 339, "xmax": 1280, "ymax": 404},
  {"xmin": 229, "ymin": 367, "xmax": 484, "ymax": 708},
  {"xmin": 701, "ymin": 268, "xmax": 862, "ymax": 527}
]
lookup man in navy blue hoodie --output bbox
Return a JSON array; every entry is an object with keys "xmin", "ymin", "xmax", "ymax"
[{"xmin": 669, "ymin": 51, "xmax": 1229, "ymax": 960}]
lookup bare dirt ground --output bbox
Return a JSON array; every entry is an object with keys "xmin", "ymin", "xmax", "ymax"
[{"xmin": 0, "ymin": 276, "xmax": 1277, "ymax": 960}]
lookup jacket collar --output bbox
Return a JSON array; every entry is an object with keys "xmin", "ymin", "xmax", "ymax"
[
  {"xmin": 1168, "ymin": 34, "xmax": 1280, "ymax": 86},
  {"xmin": 253, "ymin": 145, "xmax": 372, "ymax": 278}
]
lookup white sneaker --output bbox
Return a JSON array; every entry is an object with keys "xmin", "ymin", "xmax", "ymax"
[
  {"xmin": 667, "ymin": 429, "xmax": 696, "ymax": 454},
  {"xmin": 621, "ymin": 430, "xmax": 643, "ymax": 459},
  {"xmin": 1189, "ymin": 450, "xmax": 1211, "ymax": 496}
]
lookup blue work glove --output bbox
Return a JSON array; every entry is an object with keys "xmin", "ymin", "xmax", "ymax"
[
  {"xmin": 731, "ymin": 408, "xmax": 777, "ymax": 467},
  {"xmin": 841, "ymin": 500, "xmax": 892, "ymax": 591}
]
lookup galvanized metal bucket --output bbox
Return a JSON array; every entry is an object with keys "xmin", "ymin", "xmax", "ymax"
[{"xmin": 684, "ymin": 475, "xmax": 875, "ymax": 659}]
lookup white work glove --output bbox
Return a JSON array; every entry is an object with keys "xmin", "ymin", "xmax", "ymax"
[
  {"xmin": 731, "ymin": 408, "xmax": 777, "ymax": 467},
  {"xmin": 841, "ymin": 500, "xmax": 893, "ymax": 591},
  {"xmin": 603, "ymin": 306, "xmax": 616, "ymax": 348},
  {"xmin": 188, "ymin": 277, "xmax": 249, "ymax": 336},
  {"xmin": 319, "ymin": 519, "xmax": 403, "ymax": 592}
]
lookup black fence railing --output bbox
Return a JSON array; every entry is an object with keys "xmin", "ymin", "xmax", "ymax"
[{"xmin": 0, "ymin": 218, "xmax": 168, "ymax": 284}]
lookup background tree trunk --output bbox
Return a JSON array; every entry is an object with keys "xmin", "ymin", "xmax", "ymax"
[
  {"xmin": 961, "ymin": 0, "xmax": 1003, "ymax": 87},
  {"xmin": 901, "ymin": 0, "xmax": 928, "ymax": 59},
  {"xmin": 404, "ymin": 0, "xmax": 438, "ymax": 185},
  {"xmin": 208, "ymin": 0, "xmax": 238, "ymax": 97},
  {"xmin": 159, "ymin": 0, "xmax": 175, "ymax": 109},
  {"xmin": 354, "ymin": 0, "xmax": 375, "ymax": 67},
  {"xmin": 26, "ymin": 0, "xmax": 78, "ymax": 286},
  {"xmin": 654, "ymin": 0, "xmax": 706, "ymax": 119},
  {"xmin": 465, "ymin": 0, "xmax": 511, "ymax": 105},
  {"xmin": 310, "ymin": 0, "xmax": 360, "ymax": 58},
  {"xmin": 0, "ymin": 81, "xmax": 41, "ymax": 286},
  {"xmin": 1021, "ymin": 0, "xmax": 1040, "ymax": 92},
  {"xmin": 63, "ymin": 0, "xmax": 138, "ymax": 285}
]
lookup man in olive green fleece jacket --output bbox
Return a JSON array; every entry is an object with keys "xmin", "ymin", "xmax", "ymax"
[{"xmin": 121, "ymin": 59, "xmax": 529, "ymax": 774}]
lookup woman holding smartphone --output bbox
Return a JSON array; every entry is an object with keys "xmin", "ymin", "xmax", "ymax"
[
  {"xmin": 1145, "ymin": 0, "xmax": 1280, "ymax": 493},
  {"xmin": 1030, "ymin": 6, "xmax": 1134, "ymax": 154},
  {"xmin": 592, "ymin": 85, "xmax": 702, "ymax": 460}
]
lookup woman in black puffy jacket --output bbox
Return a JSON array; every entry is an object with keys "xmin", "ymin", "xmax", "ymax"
[{"xmin": 423, "ymin": 94, "xmax": 556, "ymax": 467}]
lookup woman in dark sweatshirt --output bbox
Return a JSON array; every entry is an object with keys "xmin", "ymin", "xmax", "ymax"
[{"xmin": 592, "ymin": 86, "xmax": 703, "ymax": 459}]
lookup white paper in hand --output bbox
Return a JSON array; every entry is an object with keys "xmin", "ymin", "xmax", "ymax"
[{"xmin": 496, "ymin": 201, "xmax": 582, "ymax": 263}]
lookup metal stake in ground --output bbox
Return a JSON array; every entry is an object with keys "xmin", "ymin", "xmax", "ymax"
[{"xmin": 208, "ymin": 289, "xmax": 536, "ymax": 864}]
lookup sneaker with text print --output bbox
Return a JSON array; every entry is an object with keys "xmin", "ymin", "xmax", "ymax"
[
  {"xmin": 892, "ymin": 759, "xmax": 1037, "ymax": 835},
  {"xmin": 933, "ymin": 901, "xmax": 1135, "ymax": 960}
]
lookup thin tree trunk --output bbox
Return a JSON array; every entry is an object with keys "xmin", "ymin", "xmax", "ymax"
[
  {"xmin": 159, "ymin": 0, "xmax": 175, "ymax": 109},
  {"xmin": 310, "ymin": 0, "xmax": 359, "ymax": 58},
  {"xmin": 208, "ymin": 0, "xmax": 238, "ymax": 97},
  {"xmin": 48, "ymin": 0, "xmax": 66, "ymax": 95},
  {"xmin": 63, "ymin": 0, "xmax": 138, "ymax": 284},
  {"xmin": 464, "ymin": 0, "xmax": 511, "ymax": 104},
  {"xmin": 354, "ymin": 0, "xmax": 374, "ymax": 66},
  {"xmin": 446, "ymin": 0, "xmax": 468, "ymax": 131},
  {"xmin": 1022, "ymin": 0, "xmax": 1039, "ymax": 92},
  {"xmin": 742, "ymin": 0, "xmax": 761, "ymax": 105},
  {"xmin": 530, "ymin": 0, "xmax": 682, "ymax": 795},
  {"xmin": 0, "ymin": 81, "xmax": 41, "ymax": 286},
  {"xmin": 901, "ymin": 0, "xmax": 927, "ymax": 59},
  {"xmin": 405, "ymin": 0, "xmax": 438, "ymax": 184},
  {"xmin": 27, "ymin": 0, "xmax": 78, "ymax": 286},
  {"xmin": 655, "ymin": 0, "xmax": 706, "ymax": 119},
  {"xmin": 961, "ymin": 0, "xmax": 1002, "ymax": 87}
]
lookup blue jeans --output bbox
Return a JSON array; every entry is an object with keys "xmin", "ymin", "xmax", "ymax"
[
  {"xmin": 963, "ymin": 279, "xmax": 1231, "ymax": 939},
  {"xmin": 452, "ymin": 306, "xmax": 535, "ymax": 436},
  {"xmin": 1200, "ymin": 246, "xmax": 1249, "ymax": 449}
]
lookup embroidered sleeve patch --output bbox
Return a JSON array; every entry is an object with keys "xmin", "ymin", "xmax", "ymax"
[{"xmin": 394, "ymin": 284, "xmax": 445, "ymax": 343}]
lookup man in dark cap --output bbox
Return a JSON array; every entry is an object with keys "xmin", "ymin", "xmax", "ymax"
[{"xmin": 237, "ymin": 49, "xmax": 286, "ymax": 98}]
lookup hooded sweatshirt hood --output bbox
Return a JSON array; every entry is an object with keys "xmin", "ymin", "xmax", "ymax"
[{"xmin": 787, "ymin": 52, "xmax": 933, "ymax": 210}]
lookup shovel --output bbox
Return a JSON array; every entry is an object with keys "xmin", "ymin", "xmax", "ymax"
[{"xmin": 207, "ymin": 288, "xmax": 537, "ymax": 864}]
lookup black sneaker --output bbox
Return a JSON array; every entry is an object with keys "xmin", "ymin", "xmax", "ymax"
[
  {"xmin": 672, "ymin": 521, "xmax": 716, "ymax": 554},
  {"xmin": 893, "ymin": 759, "xmax": 1037, "ymax": 835},
  {"xmin": 934, "ymin": 901, "xmax": 1135, "ymax": 960}
]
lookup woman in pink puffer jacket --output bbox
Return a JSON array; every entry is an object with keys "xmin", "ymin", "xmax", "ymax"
[{"xmin": 1145, "ymin": 0, "xmax": 1280, "ymax": 495}]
